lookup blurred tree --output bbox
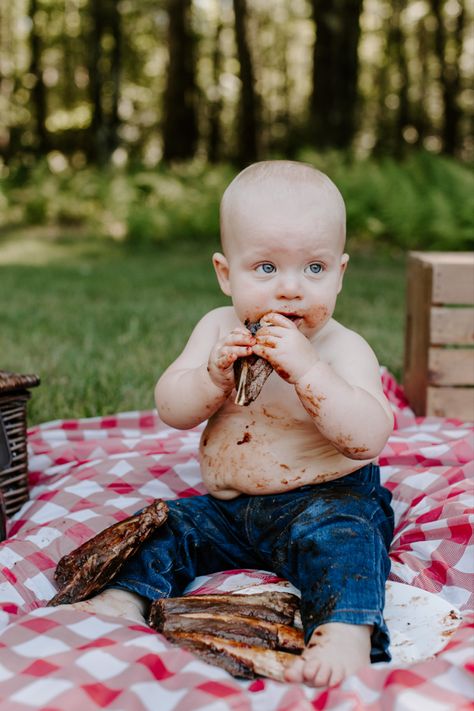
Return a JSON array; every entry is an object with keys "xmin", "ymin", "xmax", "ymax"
[
  {"xmin": 1, "ymin": 0, "xmax": 472, "ymax": 167},
  {"xmin": 373, "ymin": 0, "xmax": 410, "ymax": 156},
  {"xmin": 309, "ymin": 0, "xmax": 363, "ymax": 149},
  {"xmin": 430, "ymin": 0, "xmax": 465, "ymax": 155},
  {"xmin": 207, "ymin": 10, "xmax": 223, "ymax": 163},
  {"xmin": 411, "ymin": 15, "xmax": 430, "ymax": 148},
  {"xmin": 162, "ymin": 0, "xmax": 199, "ymax": 161},
  {"xmin": 29, "ymin": 0, "xmax": 48, "ymax": 153},
  {"xmin": 233, "ymin": 0, "xmax": 259, "ymax": 164},
  {"xmin": 88, "ymin": 0, "xmax": 122, "ymax": 164}
]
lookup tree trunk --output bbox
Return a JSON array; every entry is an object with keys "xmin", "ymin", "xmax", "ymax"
[
  {"xmin": 392, "ymin": 0, "xmax": 410, "ymax": 157},
  {"xmin": 108, "ymin": 0, "xmax": 122, "ymax": 156},
  {"xmin": 208, "ymin": 14, "xmax": 223, "ymax": 163},
  {"xmin": 373, "ymin": 0, "xmax": 409, "ymax": 157},
  {"xmin": 232, "ymin": 0, "xmax": 259, "ymax": 165},
  {"xmin": 29, "ymin": 0, "xmax": 48, "ymax": 153},
  {"xmin": 162, "ymin": 0, "xmax": 199, "ymax": 162},
  {"xmin": 87, "ymin": 0, "xmax": 122, "ymax": 163},
  {"xmin": 88, "ymin": 1, "xmax": 107, "ymax": 164},
  {"xmin": 309, "ymin": 0, "xmax": 363, "ymax": 149},
  {"xmin": 430, "ymin": 0, "xmax": 464, "ymax": 155},
  {"xmin": 412, "ymin": 16, "xmax": 430, "ymax": 147}
]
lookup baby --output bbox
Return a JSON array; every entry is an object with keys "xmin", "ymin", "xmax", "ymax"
[{"xmin": 75, "ymin": 161, "xmax": 395, "ymax": 687}]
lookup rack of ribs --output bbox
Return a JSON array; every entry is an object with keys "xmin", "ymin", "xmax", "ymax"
[
  {"xmin": 48, "ymin": 499, "xmax": 168, "ymax": 606},
  {"xmin": 149, "ymin": 591, "xmax": 304, "ymax": 680},
  {"xmin": 234, "ymin": 320, "xmax": 273, "ymax": 406}
]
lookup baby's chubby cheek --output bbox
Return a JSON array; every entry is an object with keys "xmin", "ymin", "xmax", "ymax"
[{"xmin": 304, "ymin": 304, "xmax": 331, "ymax": 330}]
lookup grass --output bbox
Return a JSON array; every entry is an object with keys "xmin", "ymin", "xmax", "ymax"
[{"xmin": 0, "ymin": 230, "xmax": 406, "ymax": 425}]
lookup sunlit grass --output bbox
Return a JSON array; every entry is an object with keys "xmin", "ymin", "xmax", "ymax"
[{"xmin": 0, "ymin": 231, "xmax": 405, "ymax": 425}]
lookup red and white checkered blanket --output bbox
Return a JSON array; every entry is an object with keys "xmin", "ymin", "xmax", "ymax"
[{"xmin": 0, "ymin": 371, "xmax": 472, "ymax": 710}]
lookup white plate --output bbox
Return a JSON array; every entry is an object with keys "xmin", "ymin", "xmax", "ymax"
[
  {"xmin": 383, "ymin": 580, "xmax": 462, "ymax": 665},
  {"xmin": 226, "ymin": 579, "xmax": 462, "ymax": 665}
]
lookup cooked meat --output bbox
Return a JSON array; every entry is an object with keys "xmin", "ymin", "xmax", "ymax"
[
  {"xmin": 48, "ymin": 499, "xmax": 168, "ymax": 605},
  {"xmin": 152, "ymin": 610, "xmax": 304, "ymax": 652},
  {"xmin": 165, "ymin": 632, "xmax": 296, "ymax": 681},
  {"xmin": 234, "ymin": 321, "xmax": 273, "ymax": 406},
  {"xmin": 149, "ymin": 591, "xmax": 300, "ymax": 628},
  {"xmin": 149, "ymin": 590, "xmax": 303, "ymax": 679}
]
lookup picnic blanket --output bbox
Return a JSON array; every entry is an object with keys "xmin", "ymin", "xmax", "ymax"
[{"xmin": 0, "ymin": 370, "xmax": 472, "ymax": 710}]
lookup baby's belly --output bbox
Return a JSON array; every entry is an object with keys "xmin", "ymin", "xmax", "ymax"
[{"xmin": 199, "ymin": 406, "xmax": 372, "ymax": 499}]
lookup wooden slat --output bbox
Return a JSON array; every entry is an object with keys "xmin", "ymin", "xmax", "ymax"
[
  {"xmin": 428, "ymin": 348, "xmax": 474, "ymax": 386},
  {"xmin": 432, "ymin": 262, "xmax": 474, "ymax": 305},
  {"xmin": 427, "ymin": 387, "xmax": 474, "ymax": 420},
  {"xmin": 409, "ymin": 252, "xmax": 474, "ymax": 305},
  {"xmin": 403, "ymin": 254, "xmax": 433, "ymax": 414},
  {"xmin": 430, "ymin": 307, "xmax": 474, "ymax": 345}
]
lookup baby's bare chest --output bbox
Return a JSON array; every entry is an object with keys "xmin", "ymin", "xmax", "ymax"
[{"xmin": 198, "ymin": 374, "xmax": 354, "ymax": 496}]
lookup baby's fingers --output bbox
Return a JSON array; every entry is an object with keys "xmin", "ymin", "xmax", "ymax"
[
  {"xmin": 223, "ymin": 329, "xmax": 256, "ymax": 347},
  {"xmin": 261, "ymin": 312, "xmax": 298, "ymax": 329},
  {"xmin": 216, "ymin": 345, "xmax": 252, "ymax": 370}
]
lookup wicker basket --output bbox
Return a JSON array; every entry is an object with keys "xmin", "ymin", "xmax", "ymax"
[{"xmin": 0, "ymin": 370, "xmax": 40, "ymax": 516}]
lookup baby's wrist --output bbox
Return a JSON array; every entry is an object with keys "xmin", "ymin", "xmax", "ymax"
[
  {"xmin": 294, "ymin": 359, "xmax": 326, "ymax": 390},
  {"xmin": 292, "ymin": 355, "xmax": 321, "ymax": 385},
  {"xmin": 205, "ymin": 364, "xmax": 233, "ymax": 396}
]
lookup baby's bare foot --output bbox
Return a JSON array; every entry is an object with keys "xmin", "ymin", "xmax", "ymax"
[
  {"xmin": 69, "ymin": 589, "xmax": 148, "ymax": 623},
  {"xmin": 285, "ymin": 622, "xmax": 372, "ymax": 687}
]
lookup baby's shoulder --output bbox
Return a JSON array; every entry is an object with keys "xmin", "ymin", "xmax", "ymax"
[
  {"xmin": 199, "ymin": 306, "xmax": 238, "ymax": 329},
  {"xmin": 316, "ymin": 319, "xmax": 375, "ymax": 361}
]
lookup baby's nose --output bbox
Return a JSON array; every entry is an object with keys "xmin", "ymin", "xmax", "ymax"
[{"xmin": 275, "ymin": 274, "xmax": 303, "ymax": 299}]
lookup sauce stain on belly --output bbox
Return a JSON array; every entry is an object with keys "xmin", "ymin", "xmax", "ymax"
[{"xmin": 236, "ymin": 432, "xmax": 252, "ymax": 445}]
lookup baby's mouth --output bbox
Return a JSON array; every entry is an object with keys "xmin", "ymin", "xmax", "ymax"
[{"xmin": 278, "ymin": 313, "xmax": 304, "ymax": 327}]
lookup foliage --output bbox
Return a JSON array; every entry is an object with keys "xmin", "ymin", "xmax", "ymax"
[
  {"xmin": 305, "ymin": 150, "xmax": 474, "ymax": 250},
  {"xmin": 2, "ymin": 151, "xmax": 472, "ymax": 250}
]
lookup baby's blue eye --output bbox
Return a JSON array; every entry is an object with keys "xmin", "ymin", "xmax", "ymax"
[
  {"xmin": 306, "ymin": 263, "xmax": 323, "ymax": 274},
  {"xmin": 256, "ymin": 263, "xmax": 275, "ymax": 274}
]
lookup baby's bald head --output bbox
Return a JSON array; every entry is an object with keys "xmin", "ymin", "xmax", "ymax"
[{"xmin": 219, "ymin": 161, "xmax": 346, "ymax": 257}]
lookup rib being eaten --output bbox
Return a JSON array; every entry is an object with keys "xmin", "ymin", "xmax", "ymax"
[{"xmin": 234, "ymin": 320, "xmax": 273, "ymax": 406}]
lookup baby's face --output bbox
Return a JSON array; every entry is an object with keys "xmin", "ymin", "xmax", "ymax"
[{"xmin": 214, "ymin": 182, "xmax": 348, "ymax": 337}]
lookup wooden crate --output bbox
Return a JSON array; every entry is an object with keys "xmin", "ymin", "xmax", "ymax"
[
  {"xmin": 404, "ymin": 252, "xmax": 474, "ymax": 420},
  {"xmin": 0, "ymin": 371, "xmax": 40, "ymax": 516}
]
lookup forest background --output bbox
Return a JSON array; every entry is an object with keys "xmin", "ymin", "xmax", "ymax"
[{"xmin": 0, "ymin": 0, "xmax": 473, "ymax": 423}]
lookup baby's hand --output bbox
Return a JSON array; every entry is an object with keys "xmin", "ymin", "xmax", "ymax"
[
  {"xmin": 252, "ymin": 313, "xmax": 318, "ymax": 383},
  {"xmin": 207, "ymin": 326, "xmax": 256, "ymax": 393}
]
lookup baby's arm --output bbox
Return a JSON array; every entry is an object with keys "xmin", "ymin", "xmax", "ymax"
[
  {"xmin": 155, "ymin": 308, "xmax": 255, "ymax": 429},
  {"xmin": 253, "ymin": 314, "xmax": 393, "ymax": 459},
  {"xmin": 295, "ymin": 337, "xmax": 393, "ymax": 459}
]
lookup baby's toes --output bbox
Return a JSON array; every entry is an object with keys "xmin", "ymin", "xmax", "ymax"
[
  {"xmin": 312, "ymin": 661, "xmax": 332, "ymax": 688},
  {"xmin": 302, "ymin": 656, "xmax": 323, "ymax": 685},
  {"xmin": 328, "ymin": 663, "xmax": 345, "ymax": 687},
  {"xmin": 284, "ymin": 656, "xmax": 305, "ymax": 683}
]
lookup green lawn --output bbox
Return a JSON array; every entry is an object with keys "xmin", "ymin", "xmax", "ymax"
[{"xmin": 0, "ymin": 231, "xmax": 406, "ymax": 425}]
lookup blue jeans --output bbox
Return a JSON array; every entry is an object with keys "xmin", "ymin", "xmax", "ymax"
[{"xmin": 112, "ymin": 463, "xmax": 394, "ymax": 662}]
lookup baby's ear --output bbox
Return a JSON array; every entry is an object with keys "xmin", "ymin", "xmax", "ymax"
[
  {"xmin": 337, "ymin": 253, "xmax": 349, "ymax": 294},
  {"xmin": 212, "ymin": 252, "xmax": 231, "ymax": 296}
]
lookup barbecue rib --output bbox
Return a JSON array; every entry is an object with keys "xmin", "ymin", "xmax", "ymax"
[
  {"xmin": 152, "ymin": 610, "xmax": 304, "ymax": 651},
  {"xmin": 149, "ymin": 591, "xmax": 303, "ymax": 679},
  {"xmin": 164, "ymin": 632, "xmax": 296, "ymax": 681},
  {"xmin": 149, "ymin": 591, "xmax": 300, "ymax": 628},
  {"xmin": 48, "ymin": 499, "xmax": 168, "ymax": 606},
  {"xmin": 234, "ymin": 321, "xmax": 273, "ymax": 406}
]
